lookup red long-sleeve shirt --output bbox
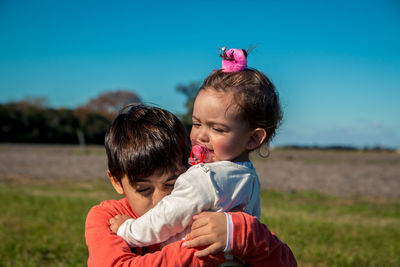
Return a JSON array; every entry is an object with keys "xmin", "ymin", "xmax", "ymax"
[{"xmin": 85, "ymin": 198, "xmax": 297, "ymax": 266}]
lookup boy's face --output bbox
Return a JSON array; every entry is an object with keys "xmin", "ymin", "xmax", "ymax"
[
  {"xmin": 109, "ymin": 166, "xmax": 185, "ymax": 216},
  {"xmin": 190, "ymin": 89, "xmax": 253, "ymax": 162}
]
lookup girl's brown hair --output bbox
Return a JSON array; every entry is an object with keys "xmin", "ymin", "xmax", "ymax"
[{"xmin": 199, "ymin": 69, "xmax": 282, "ymax": 147}]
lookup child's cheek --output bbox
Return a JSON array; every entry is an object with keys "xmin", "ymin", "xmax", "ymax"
[{"xmin": 213, "ymin": 139, "xmax": 232, "ymax": 158}]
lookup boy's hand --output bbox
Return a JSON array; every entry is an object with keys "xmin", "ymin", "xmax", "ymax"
[
  {"xmin": 182, "ymin": 212, "xmax": 227, "ymax": 257},
  {"xmin": 109, "ymin": 214, "xmax": 131, "ymax": 233}
]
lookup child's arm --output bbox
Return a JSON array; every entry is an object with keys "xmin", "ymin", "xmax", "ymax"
[
  {"xmin": 230, "ymin": 212, "xmax": 297, "ymax": 266},
  {"xmin": 116, "ymin": 163, "xmax": 261, "ymax": 248},
  {"xmin": 116, "ymin": 167, "xmax": 217, "ymax": 247},
  {"xmin": 85, "ymin": 202, "xmax": 226, "ymax": 267},
  {"xmin": 183, "ymin": 211, "xmax": 297, "ymax": 266},
  {"xmin": 182, "ymin": 212, "xmax": 228, "ymax": 257}
]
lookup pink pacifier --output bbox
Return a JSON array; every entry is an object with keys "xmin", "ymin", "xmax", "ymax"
[{"xmin": 189, "ymin": 145, "xmax": 211, "ymax": 165}]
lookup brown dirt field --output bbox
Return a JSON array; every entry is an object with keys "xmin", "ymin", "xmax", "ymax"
[
  {"xmin": 252, "ymin": 149, "xmax": 400, "ymax": 199},
  {"xmin": 1, "ymin": 144, "xmax": 399, "ymax": 199},
  {"xmin": 0, "ymin": 144, "xmax": 107, "ymax": 181}
]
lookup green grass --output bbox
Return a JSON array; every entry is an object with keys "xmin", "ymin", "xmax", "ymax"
[
  {"xmin": 0, "ymin": 179, "xmax": 399, "ymax": 266},
  {"xmin": 260, "ymin": 191, "xmax": 400, "ymax": 266},
  {"xmin": 0, "ymin": 179, "xmax": 119, "ymax": 267}
]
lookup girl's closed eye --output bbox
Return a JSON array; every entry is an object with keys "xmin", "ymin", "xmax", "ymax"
[
  {"xmin": 212, "ymin": 127, "xmax": 225, "ymax": 133},
  {"xmin": 212, "ymin": 124, "xmax": 229, "ymax": 133}
]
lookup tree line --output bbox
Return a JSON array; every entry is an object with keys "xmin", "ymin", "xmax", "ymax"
[
  {"xmin": 2, "ymin": 85, "xmax": 394, "ymax": 150},
  {"xmin": 0, "ymin": 85, "xmax": 197, "ymax": 145},
  {"xmin": 0, "ymin": 90, "xmax": 142, "ymax": 145}
]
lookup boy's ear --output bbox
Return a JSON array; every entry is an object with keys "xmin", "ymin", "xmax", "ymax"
[
  {"xmin": 246, "ymin": 128, "xmax": 267, "ymax": 150},
  {"xmin": 107, "ymin": 170, "xmax": 124, "ymax": 195}
]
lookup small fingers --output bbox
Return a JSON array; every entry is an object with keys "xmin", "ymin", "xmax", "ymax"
[
  {"xmin": 109, "ymin": 214, "xmax": 121, "ymax": 223},
  {"xmin": 121, "ymin": 214, "xmax": 131, "ymax": 220},
  {"xmin": 109, "ymin": 221, "xmax": 118, "ymax": 233},
  {"xmin": 109, "ymin": 214, "xmax": 131, "ymax": 233},
  {"xmin": 183, "ymin": 234, "xmax": 213, "ymax": 249},
  {"xmin": 186, "ymin": 225, "xmax": 209, "ymax": 240}
]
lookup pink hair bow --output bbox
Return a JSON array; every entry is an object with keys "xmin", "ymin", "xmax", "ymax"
[{"xmin": 219, "ymin": 47, "xmax": 247, "ymax": 72}]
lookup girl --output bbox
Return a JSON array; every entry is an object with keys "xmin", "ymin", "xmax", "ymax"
[
  {"xmin": 111, "ymin": 47, "xmax": 285, "ymax": 261},
  {"xmin": 87, "ymin": 104, "xmax": 295, "ymax": 266}
]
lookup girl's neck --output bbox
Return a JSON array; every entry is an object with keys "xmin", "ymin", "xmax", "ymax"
[{"xmin": 231, "ymin": 153, "xmax": 250, "ymax": 163}]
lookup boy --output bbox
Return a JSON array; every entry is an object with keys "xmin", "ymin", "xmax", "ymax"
[{"xmin": 85, "ymin": 104, "xmax": 297, "ymax": 266}]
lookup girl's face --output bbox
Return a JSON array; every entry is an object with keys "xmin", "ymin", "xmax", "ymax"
[{"xmin": 190, "ymin": 89, "xmax": 253, "ymax": 162}]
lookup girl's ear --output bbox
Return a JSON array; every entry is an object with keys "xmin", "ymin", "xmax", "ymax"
[
  {"xmin": 107, "ymin": 170, "xmax": 124, "ymax": 195},
  {"xmin": 246, "ymin": 128, "xmax": 267, "ymax": 150}
]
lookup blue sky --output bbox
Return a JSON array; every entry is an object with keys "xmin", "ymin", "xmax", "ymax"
[{"xmin": 1, "ymin": 0, "xmax": 399, "ymax": 148}]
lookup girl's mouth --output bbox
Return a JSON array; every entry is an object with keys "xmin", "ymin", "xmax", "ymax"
[{"xmin": 189, "ymin": 145, "xmax": 213, "ymax": 164}]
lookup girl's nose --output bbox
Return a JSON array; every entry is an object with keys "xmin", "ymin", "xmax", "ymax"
[{"xmin": 197, "ymin": 128, "xmax": 209, "ymax": 143}]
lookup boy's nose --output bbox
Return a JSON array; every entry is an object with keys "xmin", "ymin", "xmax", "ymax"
[{"xmin": 152, "ymin": 189, "xmax": 168, "ymax": 206}]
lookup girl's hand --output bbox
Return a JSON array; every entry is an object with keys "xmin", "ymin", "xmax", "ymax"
[
  {"xmin": 109, "ymin": 214, "xmax": 131, "ymax": 233},
  {"xmin": 182, "ymin": 212, "xmax": 227, "ymax": 257}
]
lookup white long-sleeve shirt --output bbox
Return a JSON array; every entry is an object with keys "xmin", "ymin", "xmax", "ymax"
[{"xmin": 117, "ymin": 160, "xmax": 261, "ymax": 248}]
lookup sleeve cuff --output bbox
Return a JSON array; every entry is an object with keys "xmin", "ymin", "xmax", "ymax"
[{"xmin": 223, "ymin": 212, "xmax": 233, "ymax": 252}]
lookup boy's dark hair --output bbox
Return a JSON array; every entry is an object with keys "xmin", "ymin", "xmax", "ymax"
[
  {"xmin": 199, "ymin": 69, "xmax": 283, "ymax": 146},
  {"xmin": 105, "ymin": 104, "xmax": 189, "ymax": 185}
]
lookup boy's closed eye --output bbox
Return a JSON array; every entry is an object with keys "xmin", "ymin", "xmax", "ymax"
[
  {"xmin": 135, "ymin": 186, "xmax": 153, "ymax": 197},
  {"xmin": 164, "ymin": 177, "xmax": 178, "ymax": 190},
  {"xmin": 136, "ymin": 187, "xmax": 151, "ymax": 193},
  {"xmin": 135, "ymin": 178, "xmax": 177, "ymax": 196}
]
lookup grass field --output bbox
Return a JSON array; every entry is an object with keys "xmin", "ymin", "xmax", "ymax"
[{"xmin": 1, "ymin": 178, "xmax": 399, "ymax": 266}]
